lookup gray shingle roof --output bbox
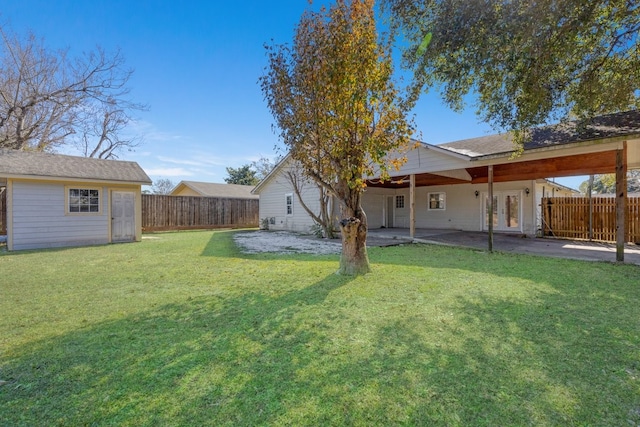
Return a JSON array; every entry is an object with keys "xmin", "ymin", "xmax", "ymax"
[
  {"xmin": 438, "ymin": 110, "xmax": 640, "ymax": 158},
  {"xmin": 0, "ymin": 149, "xmax": 152, "ymax": 184},
  {"xmin": 172, "ymin": 181, "xmax": 258, "ymax": 199}
]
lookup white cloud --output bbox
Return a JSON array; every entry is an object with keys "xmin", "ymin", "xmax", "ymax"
[
  {"xmin": 144, "ymin": 167, "xmax": 194, "ymax": 177},
  {"xmin": 156, "ymin": 156, "xmax": 204, "ymax": 166}
]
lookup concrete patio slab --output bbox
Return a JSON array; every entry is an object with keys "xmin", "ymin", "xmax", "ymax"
[{"xmin": 367, "ymin": 228, "xmax": 640, "ymax": 265}]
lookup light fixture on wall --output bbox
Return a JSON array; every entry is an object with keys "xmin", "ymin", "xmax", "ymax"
[
  {"xmin": 525, "ymin": 187, "xmax": 530, "ymax": 196},
  {"xmin": 474, "ymin": 190, "xmax": 479, "ymax": 198}
]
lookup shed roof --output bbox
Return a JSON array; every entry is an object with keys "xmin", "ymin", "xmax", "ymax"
[
  {"xmin": 0, "ymin": 149, "xmax": 152, "ymax": 184},
  {"xmin": 438, "ymin": 110, "xmax": 640, "ymax": 158},
  {"xmin": 171, "ymin": 181, "xmax": 258, "ymax": 199}
]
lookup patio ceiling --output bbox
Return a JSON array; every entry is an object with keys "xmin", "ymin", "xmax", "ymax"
[{"xmin": 368, "ymin": 149, "xmax": 623, "ymax": 189}]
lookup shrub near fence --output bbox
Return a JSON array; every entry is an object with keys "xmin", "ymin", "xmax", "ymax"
[
  {"xmin": 142, "ymin": 194, "xmax": 259, "ymax": 231},
  {"xmin": 542, "ymin": 196, "xmax": 640, "ymax": 243}
]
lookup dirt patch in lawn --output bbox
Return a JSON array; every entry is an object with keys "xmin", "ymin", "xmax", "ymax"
[
  {"xmin": 233, "ymin": 231, "xmax": 342, "ymax": 255},
  {"xmin": 233, "ymin": 230, "xmax": 413, "ymax": 255}
]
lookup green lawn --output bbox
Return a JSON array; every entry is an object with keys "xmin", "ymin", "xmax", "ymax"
[{"xmin": 1, "ymin": 230, "xmax": 639, "ymax": 426}]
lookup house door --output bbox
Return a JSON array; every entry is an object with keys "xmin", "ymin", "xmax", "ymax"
[
  {"xmin": 483, "ymin": 191, "xmax": 522, "ymax": 232},
  {"xmin": 111, "ymin": 191, "xmax": 136, "ymax": 242},
  {"xmin": 384, "ymin": 196, "xmax": 394, "ymax": 228}
]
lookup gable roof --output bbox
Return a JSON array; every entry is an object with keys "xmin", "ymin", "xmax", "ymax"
[
  {"xmin": 0, "ymin": 149, "xmax": 151, "ymax": 184},
  {"xmin": 253, "ymin": 110, "xmax": 640, "ymax": 191},
  {"xmin": 438, "ymin": 110, "xmax": 640, "ymax": 158},
  {"xmin": 252, "ymin": 155, "xmax": 291, "ymax": 195},
  {"xmin": 170, "ymin": 180, "xmax": 258, "ymax": 199}
]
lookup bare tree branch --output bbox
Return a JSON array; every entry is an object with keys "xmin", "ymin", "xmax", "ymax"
[{"xmin": 0, "ymin": 24, "xmax": 147, "ymax": 155}]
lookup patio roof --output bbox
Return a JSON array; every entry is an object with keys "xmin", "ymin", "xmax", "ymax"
[
  {"xmin": 439, "ymin": 110, "xmax": 640, "ymax": 158},
  {"xmin": 370, "ymin": 110, "xmax": 640, "ymax": 188}
]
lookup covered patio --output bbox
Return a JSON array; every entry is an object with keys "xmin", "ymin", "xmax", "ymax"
[
  {"xmin": 367, "ymin": 111, "xmax": 640, "ymax": 262},
  {"xmin": 367, "ymin": 228, "xmax": 640, "ymax": 265}
]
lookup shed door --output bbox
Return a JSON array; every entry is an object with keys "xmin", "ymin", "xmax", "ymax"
[{"xmin": 111, "ymin": 191, "xmax": 135, "ymax": 242}]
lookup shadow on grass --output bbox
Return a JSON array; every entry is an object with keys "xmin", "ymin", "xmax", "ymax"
[
  {"xmin": 2, "ymin": 252, "xmax": 638, "ymax": 425},
  {"xmin": 0, "ymin": 271, "xmax": 353, "ymax": 426},
  {"xmin": 3, "ymin": 230, "xmax": 637, "ymax": 425}
]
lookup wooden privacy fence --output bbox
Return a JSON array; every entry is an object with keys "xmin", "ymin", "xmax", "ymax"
[
  {"xmin": 542, "ymin": 197, "xmax": 640, "ymax": 243},
  {"xmin": 142, "ymin": 195, "xmax": 259, "ymax": 231}
]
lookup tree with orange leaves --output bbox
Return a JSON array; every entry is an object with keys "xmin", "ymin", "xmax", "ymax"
[{"xmin": 261, "ymin": 0, "xmax": 414, "ymax": 275}]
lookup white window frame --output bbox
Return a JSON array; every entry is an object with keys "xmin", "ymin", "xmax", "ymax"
[
  {"xmin": 395, "ymin": 195, "xmax": 405, "ymax": 209},
  {"xmin": 285, "ymin": 193, "xmax": 293, "ymax": 216},
  {"xmin": 427, "ymin": 192, "xmax": 446, "ymax": 211},
  {"xmin": 66, "ymin": 186, "xmax": 102, "ymax": 215}
]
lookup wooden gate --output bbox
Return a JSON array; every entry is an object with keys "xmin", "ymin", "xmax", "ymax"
[{"xmin": 542, "ymin": 197, "xmax": 640, "ymax": 243}]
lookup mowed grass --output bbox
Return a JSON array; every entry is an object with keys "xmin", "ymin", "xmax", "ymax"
[{"xmin": 1, "ymin": 230, "xmax": 639, "ymax": 426}]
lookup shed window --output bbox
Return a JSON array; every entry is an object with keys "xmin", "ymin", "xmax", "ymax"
[
  {"xmin": 285, "ymin": 193, "xmax": 293, "ymax": 215},
  {"xmin": 396, "ymin": 195, "xmax": 405, "ymax": 209},
  {"xmin": 68, "ymin": 188, "xmax": 100, "ymax": 213},
  {"xmin": 428, "ymin": 192, "xmax": 446, "ymax": 210}
]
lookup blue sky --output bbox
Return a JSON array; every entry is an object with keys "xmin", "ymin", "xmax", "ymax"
[{"xmin": 1, "ymin": 1, "xmax": 584, "ymax": 189}]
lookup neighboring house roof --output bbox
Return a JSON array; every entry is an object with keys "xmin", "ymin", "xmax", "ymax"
[
  {"xmin": 537, "ymin": 178, "xmax": 580, "ymax": 193},
  {"xmin": 0, "ymin": 149, "xmax": 152, "ymax": 184},
  {"xmin": 170, "ymin": 180, "xmax": 259, "ymax": 199},
  {"xmin": 438, "ymin": 110, "xmax": 640, "ymax": 158}
]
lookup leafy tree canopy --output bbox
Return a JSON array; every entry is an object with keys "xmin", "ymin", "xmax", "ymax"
[
  {"xmin": 579, "ymin": 171, "xmax": 640, "ymax": 194},
  {"xmin": 224, "ymin": 164, "xmax": 259, "ymax": 186},
  {"xmin": 384, "ymin": 0, "xmax": 640, "ymax": 138}
]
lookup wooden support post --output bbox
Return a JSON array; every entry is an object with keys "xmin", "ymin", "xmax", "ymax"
[
  {"xmin": 588, "ymin": 175, "xmax": 594, "ymax": 241},
  {"xmin": 488, "ymin": 165, "xmax": 494, "ymax": 252},
  {"xmin": 616, "ymin": 142, "xmax": 627, "ymax": 262},
  {"xmin": 410, "ymin": 174, "xmax": 416, "ymax": 239}
]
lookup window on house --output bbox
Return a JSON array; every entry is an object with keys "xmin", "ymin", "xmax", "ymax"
[
  {"xmin": 396, "ymin": 195, "xmax": 405, "ymax": 209},
  {"xmin": 428, "ymin": 192, "xmax": 446, "ymax": 210},
  {"xmin": 285, "ymin": 193, "xmax": 293, "ymax": 215},
  {"xmin": 68, "ymin": 188, "xmax": 100, "ymax": 213}
]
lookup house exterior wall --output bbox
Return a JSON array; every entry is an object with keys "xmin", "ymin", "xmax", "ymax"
[
  {"xmin": 258, "ymin": 162, "xmax": 327, "ymax": 233},
  {"xmin": 388, "ymin": 145, "xmax": 470, "ymax": 175},
  {"xmin": 7, "ymin": 179, "xmax": 143, "ymax": 251},
  {"xmin": 361, "ymin": 187, "xmax": 396, "ymax": 229},
  {"xmin": 259, "ymin": 165, "xmax": 543, "ymax": 236},
  {"xmin": 362, "ymin": 180, "xmax": 539, "ymax": 235}
]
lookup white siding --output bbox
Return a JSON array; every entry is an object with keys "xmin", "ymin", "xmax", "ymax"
[
  {"xmin": 396, "ymin": 145, "xmax": 470, "ymax": 175},
  {"xmin": 11, "ymin": 181, "xmax": 109, "ymax": 250},
  {"xmin": 361, "ymin": 187, "xmax": 392, "ymax": 229},
  {"xmin": 258, "ymin": 162, "xmax": 327, "ymax": 233},
  {"xmin": 362, "ymin": 180, "xmax": 539, "ymax": 235},
  {"xmin": 414, "ymin": 181, "xmax": 536, "ymax": 234}
]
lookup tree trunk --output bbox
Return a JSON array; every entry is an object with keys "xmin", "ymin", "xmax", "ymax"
[{"xmin": 338, "ymin": 210, "xmax": 370, "ymax": 275}]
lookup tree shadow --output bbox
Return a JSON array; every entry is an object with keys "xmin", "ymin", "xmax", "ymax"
[
  {"xmin": 0, "ymin": 272, "xmax": 353, "ymax": 425},
  {"xmin": 3, "ymin": 266, "xmax": 636, "ymax": 425},
  {"xmin": 2, "ymin": 233, "xmax": 638, "ymax": 425}
]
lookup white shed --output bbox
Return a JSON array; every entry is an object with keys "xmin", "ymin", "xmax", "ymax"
[{"xmin": 0, "ymin": 149, "xmax": 152, "ymax": 251}]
